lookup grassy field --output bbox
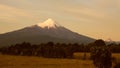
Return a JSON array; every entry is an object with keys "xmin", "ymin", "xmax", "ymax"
[
  {"xmin": 0, "ymin": 53, "xmax": 120, "ymax": 68},
  {"xmin": 74, "ymin": 52, "xmax": 120, "ymax": 60},
  {"xmin": 0, "ymin": 54, "xmax": 94, "ymax": 68}
]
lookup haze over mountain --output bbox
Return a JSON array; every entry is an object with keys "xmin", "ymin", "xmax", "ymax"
[{"xmin": 0, "ymin": 18, "xmax": 95, "ymax": 47}]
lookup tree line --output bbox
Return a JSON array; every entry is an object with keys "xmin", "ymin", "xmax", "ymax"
[
  {"xmin": 0, "ymin": 40, "xmax": 120, "ymax": 58},
  {"xmin": 0, "ymin": 42, "xmax": 85, "ymax": 58}
]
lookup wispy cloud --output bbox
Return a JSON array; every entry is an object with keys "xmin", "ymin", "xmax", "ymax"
[
  {"xmin": 0, "ymin": 4, "xmax": 34, "ymax": 23},
  {"xmin": 62, "ymin": 0, "xmax": 120, "ymax": 23}
]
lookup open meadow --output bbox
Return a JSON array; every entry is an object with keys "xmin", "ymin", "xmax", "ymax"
[{"xmin": 0, "ymin": 53, "xmax": 120, "ymax": 68}]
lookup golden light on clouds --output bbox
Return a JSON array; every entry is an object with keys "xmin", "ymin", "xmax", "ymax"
[
  {"xmin": 0, "ymin": 0, "xmax": 120, "ymax": 41},
  {"xmin": 0, "ymin": 4, "xmax": 34, "ymax": 22}
]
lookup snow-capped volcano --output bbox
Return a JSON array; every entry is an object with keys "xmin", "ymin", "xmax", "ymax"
[
  {"xmin": 0, "ymin": 18, "xmax": 95, "ymax": 47},
  {"xmin": 37, "ymin": 18, "xmax": 60, "ymax": 29}
]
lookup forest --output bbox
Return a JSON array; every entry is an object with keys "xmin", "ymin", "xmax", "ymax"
[{"xmin": 0, "ymin": 40, "xmax": 120, "ymax": 58}]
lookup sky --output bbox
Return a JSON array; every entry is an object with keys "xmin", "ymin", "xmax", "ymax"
[{"xmin": 0, "ymin": 0, "xmax": 120, "ymax": 41}]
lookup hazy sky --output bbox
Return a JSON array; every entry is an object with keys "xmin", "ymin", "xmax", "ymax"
[{"xmin": 0, "ymin": 0, "xmax": 120, "ymax": 41}]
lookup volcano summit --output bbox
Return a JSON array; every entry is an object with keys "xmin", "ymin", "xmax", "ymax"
[{"xmin": 0, "ymin": 18, "xmax": 95, "ymax": 47}]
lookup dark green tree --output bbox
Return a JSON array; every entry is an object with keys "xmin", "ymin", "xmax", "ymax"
[{"xmin": 90, "ymin": 39, "xmax": 112, "ymax": 68}]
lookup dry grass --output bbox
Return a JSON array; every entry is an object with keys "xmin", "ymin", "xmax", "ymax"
[
  {"xmin": 0, "ymin": 53, "xmax": 120, "ymax": 68},
  {"xmin": 73, "ymin": 52, "xmax": 90, "ymax": 59},
  {"xmin": 0, "ymin": 54, "xmax": 94, "ymax": 68},
  {"xmin": 74, "ymin": 52, "xmax": 120, "ymax": 60},
  {"xmin": 112, "ymin": 53, "xmax": 120, "ymax": 60}
]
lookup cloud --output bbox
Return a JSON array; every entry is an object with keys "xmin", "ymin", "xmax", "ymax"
[
  {"xmin": 0, "ymin": 4, "xmax": 34, "ymax": 23},
  {"xmin": 62, "ymin": 0, "xmax": 120, "ymax": 24}
]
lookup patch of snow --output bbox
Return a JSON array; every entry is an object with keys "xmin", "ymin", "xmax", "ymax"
[{"xmin": 37, "ymin": 18, "xmax": 60, "ymax": 29}]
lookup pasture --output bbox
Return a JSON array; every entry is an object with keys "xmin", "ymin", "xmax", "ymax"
[{"xmin": 0, "ymin": 53, "xmax": 120, "ymax": 68}]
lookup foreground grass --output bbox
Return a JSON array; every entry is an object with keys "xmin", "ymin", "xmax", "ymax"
[
  {"xmin": 0, "ymin": 54, "xmax": 94, "ymax": 68},
  {"xmin": 0, "ymin": 53, "xmax": 120, "ymax": 68},
  {"xmin": 74, "ymin": 52, "xmax": 120, "ymax": 60}
]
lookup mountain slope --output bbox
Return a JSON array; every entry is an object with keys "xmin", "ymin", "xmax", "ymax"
[{"xmin": 0, "ymin": 18, "xmax": 95, "ymax": 47}]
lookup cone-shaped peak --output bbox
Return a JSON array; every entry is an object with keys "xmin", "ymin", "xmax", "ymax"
[{"xmin": 37, "ymin": 18, "xmax": 60, "ymax": 29}]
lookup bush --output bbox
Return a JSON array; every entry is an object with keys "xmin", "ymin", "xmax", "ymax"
[
  {"xmin": 91, "ymin": 47, "xmax": 112, "ymax": 68},
  {"xmin": 90, "ymin": 40, "xmax": 112, "ymax": 68}
]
